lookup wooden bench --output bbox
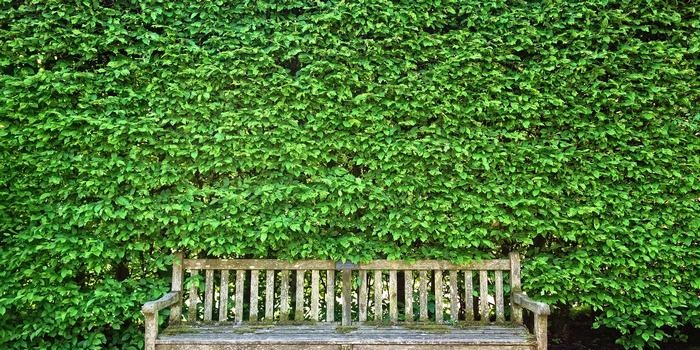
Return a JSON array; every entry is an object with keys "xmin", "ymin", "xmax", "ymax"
[{"xmin": 142, "ymin": 252, "xmax": 550, "ymax": 350}]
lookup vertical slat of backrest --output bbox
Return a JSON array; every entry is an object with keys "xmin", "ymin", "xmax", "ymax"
[
  {"xmin": 464, "ymin": 270, "xmax": 474, "ymax": 321},
  {"xmin": 295, "ymin": 270, "xmax": 305, "ymax": 320},
  {"xmin": 404, "ymin": 270, "xmax": 413, "ymax": 322},
  {"xmin": 374, "ymin": 270, "xmax": 383, "ymax": 321},
  {"xmin": 479, "ymin": 270, "xmax": 489, "ymax": 323},
  {"xmin": 326, "ymin": 270, "xmax": 335, "ymax": 322},
  {"xmin": 341, "ymin": 269, "xmax": 352, "ymax": 326},
  {"xmin": 510, "ymin": 252, "xmax": 522, "ymax": 324},
  {"xmin": 250, "ymin": 270, "xmax": 259, "ymax": 322},
  {"xmin": 169, "ymin": 252, "xmax": 184, "ymax": 324},
  {"xmin": 280, "ymin": 270, "xmax": 290, "ymax": 321},
  {"xmin": 311, "ymin": 270, "xmax": 320, "ymax": 321},
  {"xmin": 265, "ymin": 270, "xmax": 275, "ymax": 320},
  {"xmin": 449, "ymin": 270, "xmax": 459, "ymax": 322},
  {"xmin": 358, "ymin": 270, "xmax": 368, "ymax": 322},
  {"xmin": 419, "ymin": 270, "xmax": 428, "ymax": 321},
  {"xmin": 389, "ymin": 270, "xmax": 398, "ymax": 323},
  {"xmin": 235, "ymin": 270, "xmax": 245, "ymax": 324},
  {"xmin": 204, "ymin": 269, "xmax": 214, "ymax": 321},
  {"xmin": 435, "ymin": 270, "xmax": 443, "ymax": 323},
  {"xmin": 188, "ymin": 269, "xmax": 199, "ymax": 322},
  {"xmin": 219, "ymin": 270, "xmax": 229, "ymax": 321},
  {"xmin": 495, "ymin": 270, "xmax": 505, "ymax": 322}
]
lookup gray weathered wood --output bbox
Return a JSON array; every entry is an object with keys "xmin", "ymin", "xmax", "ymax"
[
  {"xmin": 325, "ymin": 270, "xmax": 335, "ymax": 322},
  {"xmin": 144, "ymin": 312, "xmax": 157, "ymax": 350},
  {"xmin": 464, "ymin": 270, "xmax": 474, "ymax": 322},
  {"xmin": 512, "ymin": 292, "xmax": 550, "ymax": 315},
  {"xmin": 311, "ymin": 270, "xmax": 320, "ymax": 321},
  {"xmin": 156, "ymin": 323, "xmax": 537, "ymax": 347},
  {"xmin": 219, "ymin": 270, "xmax": 229, "ymax": 321},
  {"xmin": 235, "ymin": 270, "xmax": 245, "ymax": 324},
  {"xmin": 449, "ymin": 270, "xmax": 459, "ymax": 321},
  {"xmin": 295, "ymin": 270, "xmax": 305, "ymax": 320},
  {"xmin": 169, "ymin": 252, "xmax": 184, "ymax": 324},
  {"xmin": 359, "ymin": 270, "xmax": 368, "ymax": 322},
  {"xmin": 479, "ymin": 270, "xmax": 489, "ymax": 323},
  {"xmin": 204, "ymin": 270, "xmax": 214, "ymax": 321},
  {"xmin": 374, "ymin": 270, "xmax": 383, "ymax": 321},
  {"xmin": 535, "ymin": 314, "xmax": 548, "ymax": 350},
  {"xmin": 147, "ymin": 254, "xmax": 548, "ymax": 350},
  {"xmin": 357, "ymin": 260, "xmax": 510, "ymax": 271},
  {"xmin": 495, "ymin": 270, "xmax": 504, "ymax": 322},
  {"xmin": 184, "ymin": 259, "xmax": 335, "ymax": 271},
  {"xmin": 280, "ymin": 270, "xmax": 290, "ymax": 321},
  {"xmin": 509, "ymin": 252, "xmax": 522, "ymax": 324},
  {"xmin": 341, "ymin": 269, "xmax": 352, "ymax": 326},
  {"xmin": 264, "ymin": 270, "xmax": 274, "ymax": 321},
  {"xmin": 419, "ymin": 271, "xmax": 428, "ymax": 321},
  {"xmin": 389, "ymin": 270, "xmax": 398, "ymax": 323},
  {"xmin": 404, "ymin": 270, "xmax": 413, "ymax": 322},
  {"xmin": 142, "ymin": 292, "xmax": 180, "ymax": 314},
  {"xmin": 249, "ymin": 270, "xmax": 259, "ymax": 322},
  {"xmin": 434, "ymin": 270, "xmax": 443, "ymax": 323},
  {"xmin": 188, "ymin": 269, "xmax": 199, "ymax": 322}
]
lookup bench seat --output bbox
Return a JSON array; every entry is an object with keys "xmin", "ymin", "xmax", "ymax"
[{"xmin": 157, "ymin": 323, "xmax": 536, "ymax": 350}]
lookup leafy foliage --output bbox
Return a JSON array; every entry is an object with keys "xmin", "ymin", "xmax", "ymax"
[{"xmin": 1, "ymin": 0, "xmax": 699, "ymax": 349}]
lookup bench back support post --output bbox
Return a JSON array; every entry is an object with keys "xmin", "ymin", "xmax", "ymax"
[
  {"xmin": 169, "ymin": 252, "xmax": 184, "ymax": 324},
  {"xmin": 509, "ymin": 252, "xmax": 523, "ymax": 324}
]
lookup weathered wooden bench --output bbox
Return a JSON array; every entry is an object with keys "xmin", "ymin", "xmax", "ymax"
[{"xmin": 142, "ymin": 252, "xmax": 550, "ymax": 350}]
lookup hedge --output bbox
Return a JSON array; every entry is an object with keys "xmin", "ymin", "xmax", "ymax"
[{"xmin": 1, "ymin": 0, "xmax": 698, "ymax": 349}]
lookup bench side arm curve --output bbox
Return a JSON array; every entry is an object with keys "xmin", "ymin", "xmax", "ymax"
[
  {"xmin": 142, "ymin": 291, "xmax": 180, "ymax": 350},
  {"xmin": 512, "ymin": 292, "xmax": 550, "ymax": 350}
]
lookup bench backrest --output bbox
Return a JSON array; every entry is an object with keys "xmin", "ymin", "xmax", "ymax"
[{"xmin": 169, "ymin": 253, "xmax": 522, "ymax": 326}]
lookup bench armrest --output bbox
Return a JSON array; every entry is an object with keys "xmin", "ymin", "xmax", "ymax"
[
  {"xmin": 142, "ymin": 291, "xmax": 180, "ymax": 314},
  {"xmin": 512, "ymin": 291, "xmax": 550, "ymax": 315},
  {"xmin": 142, "ymin": 291, "xmax": 180, "ymax": 350}
]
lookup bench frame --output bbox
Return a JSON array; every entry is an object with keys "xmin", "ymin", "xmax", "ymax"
[{"xmin": 142, "ymin": 252, "xmax": 550, "ymax": 350}]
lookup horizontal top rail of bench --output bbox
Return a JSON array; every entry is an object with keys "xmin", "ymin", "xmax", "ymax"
[{"xmin": 182, "ymin": 258, "xmax": 511, "ymax": 271}]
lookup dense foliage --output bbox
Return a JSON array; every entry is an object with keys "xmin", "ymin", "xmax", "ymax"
[{"xmin": 1, "ymin": 0, "xmax": 699, "ymax": 349}]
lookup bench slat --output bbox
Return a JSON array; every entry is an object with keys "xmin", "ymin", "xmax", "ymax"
[
  {"xmin": 235, "ymin": 270, "xmax": 245, "ymax": 324},
  {"xmin": 389, "ymin": 270, "xmax": 397, "ymax": 323},
  {"xmin": 435, "ymin": 270, "xmax": 443, "ymax": 323},
  {"xmin": 449, "ymin": 270, "xmax": 459, "ymax": 321},
  {"xmin": 419, "ymin": 271, "xmax": 428, "ymax": 321},
  {"xmin": 184, "ymin": 259, "xmax": 335, "ymax": 270},
  {"xmin": 325, "ymin": 270, "xmax": 335, "ymax": 322},
  {"xmin": 357, "ymin": 259, "xmax": 510, "ymax": 271},
  {"xmin": 265, "ymin": 270, "xmax": 275, "ymax": 321},
  {"xmin": 465, "ymin": 270, "xmax": 473, "ymax": 322},
  {"xmin": 295, "ymin": 270, "xmax": 305, "ymax": 320},
  {"xmin": 188, "ymin": 269, "xmax": 199, "ymax": 322},
  {"xmin": 359, "ymin": 270, "xmax": 368, "ymax": 322},
  {"xmin": 374, "ymin": 270, "xmax": 383, "ymax": 321},
  {"xmin": 341, "ymin": 269, "xmax": 352, "ymax": 326},
  {"xmin": 311, "ymin": 270, "xmax": 320, "ymax": 321},
  {"xmin": 204, "ymin": 270, "xmax": 214, "ymax": 321},
  {"xmin": 479, "ymin": 270, "xmax": 489, "ymax": 323},
  {"xmin": 280, "ymin": 270, "xmax": 290, "ymax": 321},
  {"xmin": 219, "ymin": 270, "xmax": 229, "ymax": 321},
  {"xmin": 404, "ymin": 270, "xmax": 413, "ymax": 322},
  {"xmin": 249, "ymin": 270, "xmax": 259, "ymax": 322},
  {"xmin": 495, "ymin": 270, "xmax": 504, "ymax": 322}
]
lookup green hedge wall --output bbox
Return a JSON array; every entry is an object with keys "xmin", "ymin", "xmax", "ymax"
[{"xmin": 1, "ymin": 0, "xmax": 699, "ymax": 349}]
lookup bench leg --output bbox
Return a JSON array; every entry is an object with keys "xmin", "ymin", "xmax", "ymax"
[
  {"xmin": 534, "ymin": 314, "xmax": 547, "ymax": 350},
  {"xmin": 144, "ymin": 313, "xmax": 157, "ymax": 350}
]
